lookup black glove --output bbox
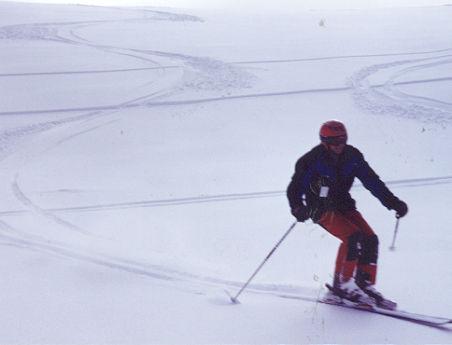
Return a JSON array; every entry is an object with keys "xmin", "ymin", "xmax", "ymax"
[
  {"xmin": 291, "ymin": 206, "xmax": 310, "ymax": 222},
  {"xmin": 392, "ymin": 199, "xmax": 408, "ymax": 218}
]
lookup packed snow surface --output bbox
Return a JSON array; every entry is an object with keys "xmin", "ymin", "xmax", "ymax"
[{"xmin": 0, "ymin": 1, "xmax": 451, "ymax": 343}]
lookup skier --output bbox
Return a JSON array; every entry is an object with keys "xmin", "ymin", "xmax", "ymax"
[{"xmin": 287, "ymin": 120, "xmax": 408, "ymax": 308}]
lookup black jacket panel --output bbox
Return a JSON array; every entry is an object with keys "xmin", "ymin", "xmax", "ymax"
[{"xmin": 287, "ymin": 144, "xmax": 398, "ymax": 221}]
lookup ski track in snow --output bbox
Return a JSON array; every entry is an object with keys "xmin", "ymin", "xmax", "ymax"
[
  {"xmin": 1, "ymin": 5, "xmax": 452, "ymax": 306},
  {"xmin": 11, "ymin": 177, "xmax": 87, "ymax": 234},
  {"xmin": 350, "ymin": 53, "xmax": 452, "ymax": 123},
  {"xmin": 3, "ymin": 75, "xmax": 452, "ymax": 116},
  {"xmin": 232, "ymin": 46, "xmax": 452, "ymax": 65},
  {"xmin": 0, "ymin": 6, "xmax": 263, "ymax": 301},
  {"xmin": 0, "ymin": 175, "xmax": 451, "ymax": 216},
  {"xmin": 2, "ymin": 13, "xmax": 452, "ymax": 117},
  {"xmin": 0, "ymin": 10, "xmax": 256, "ymax": 116},
  {"xmin": 0, "ymin": 212, "xmax": 318, "ymax": 301},
  {"xmin": 0, "ymin": 66, "xmax": 181, "ymax": 77}
]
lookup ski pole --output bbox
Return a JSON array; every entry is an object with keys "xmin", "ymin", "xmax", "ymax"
[
  {"xmin": 227, "ymin": 221, "xmax": 298, "ymax": 304},
  {"xmin": 389, "ymin": 216, "xmax": 401, "ymax": 251}
]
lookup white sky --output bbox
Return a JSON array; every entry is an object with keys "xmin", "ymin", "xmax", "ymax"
[{"xmin": 2, "ymin": 0, "xmax": 451, "ymax": 10}]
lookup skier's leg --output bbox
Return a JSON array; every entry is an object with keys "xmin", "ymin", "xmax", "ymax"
[
  {"xmin": 342, "ymin": 211, "xmax": 396, "ymax": 309},
  {"xmin": 333, "ymin": 243, "xmax": 347, "ymax": 288},
  {"xmin": 318, "ymin": 211, "xmax": 377, "ymax": 304},
  {"xmin": 357, "ymin": 234, "xmax": 378, "ymax": 284},
  {"xmin": 344, "ymin": 210, "xmax": 378, "ymax": 284},
  {"xmin": 318, "ymin": 211, "xmax": 362, "ymax": 283}
]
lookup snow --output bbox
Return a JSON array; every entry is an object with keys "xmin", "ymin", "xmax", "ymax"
[{"xmin": 0, "ymin": 1, "xmax": 451, "ymax": 343}]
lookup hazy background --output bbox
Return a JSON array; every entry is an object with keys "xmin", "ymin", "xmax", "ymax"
[{"xmin": 1, "ymin": 0, "xmax": 452, "ymax": 11}]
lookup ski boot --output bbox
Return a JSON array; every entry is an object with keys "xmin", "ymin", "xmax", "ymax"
[
  {"xmin": 358, "ymin": 283, "xmax": 397, "ymax": 310},
  {"xmin": 355, "ymin": 270, "xmax": 397, "ymax": 310},
  {"xmin": 326, "ymin": 279, "xmax": 375, "ymax": 307},
  {"xmin": 322, "ymin": 288, "xmax": 342, "ymax": 304}
]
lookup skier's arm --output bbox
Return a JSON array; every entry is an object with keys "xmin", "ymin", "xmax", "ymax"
[
  {"xmin": 287, "ymin": 158, "xmax": 308, "ymax": 210},
  {"xmin": 287, "ymin": 158, "xmax": 312, "ymax": 222},
  {"xmin": 354, "ymin": 153, "xmax": 403, "ymax": 210}
]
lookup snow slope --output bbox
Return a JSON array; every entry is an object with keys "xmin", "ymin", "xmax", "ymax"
[{"xmin": 0, "ymin": 2, "xmax": 451, "ymax": 343}]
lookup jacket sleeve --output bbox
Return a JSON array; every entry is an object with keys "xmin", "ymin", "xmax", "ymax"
[
  {"xmin": 354, "ymin": 151, "xmax": 400, "ymax": 210},
  {"xmin": 287, "ymin": 155, "xmax": 311, "ymax": 210}
]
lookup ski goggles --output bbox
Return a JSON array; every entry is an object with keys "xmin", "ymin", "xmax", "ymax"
[{"xmin": 322, "ymin": 135, "xmax": 347, "ymax": 145}]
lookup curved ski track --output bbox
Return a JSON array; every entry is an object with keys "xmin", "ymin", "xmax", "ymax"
[
  {"xmin": 0, "ymin": 7, "xmax": 263, "ymax": 301},
  {"xmin": 1, "ymin": 6, "xmax": 452, "ymax": 301},
  {"xmin": 350, "ymin": 53, "xmax": 452, "ymax": 123}
]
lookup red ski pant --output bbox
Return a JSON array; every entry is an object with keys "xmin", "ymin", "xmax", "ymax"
[{"xmin": 318, "ymin": 209, "xmax": 378, "ymax": 285}]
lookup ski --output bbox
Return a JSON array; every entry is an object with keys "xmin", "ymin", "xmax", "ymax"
[
  {"xmin": 266, "ymin": 289, "xmax": 452, "ymax": 327},
  {"xmin": 320, "ymin": 297, "xmax": 451, "ymax": 327}
]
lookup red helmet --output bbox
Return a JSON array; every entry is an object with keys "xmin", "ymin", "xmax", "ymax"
[{"xmin": 319, "ymin": 120, "xmax": 347, "ymax": 144}]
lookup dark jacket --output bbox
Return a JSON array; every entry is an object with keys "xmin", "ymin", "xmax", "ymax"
[{"xmin": 287, "ymin": 144, "xmax": 400, "ymax": 222}]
